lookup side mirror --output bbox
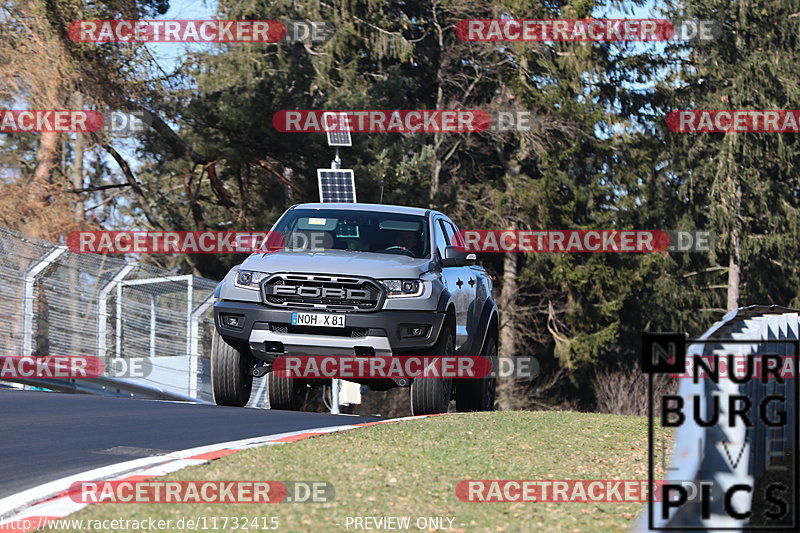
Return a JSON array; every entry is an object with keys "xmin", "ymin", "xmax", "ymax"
[{"xmin": 441, "ymin": 246, "xmax": 477, "ymax": 267}]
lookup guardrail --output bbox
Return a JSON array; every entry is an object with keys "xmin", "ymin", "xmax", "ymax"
[{"xmin": 636, "ymin": 305, "xmax": 798, "ymax": 531}]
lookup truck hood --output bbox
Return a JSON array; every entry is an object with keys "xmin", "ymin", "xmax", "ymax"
[{"xmin": 238, "ymin": 250, "xmax": 434, "ymax": 279}]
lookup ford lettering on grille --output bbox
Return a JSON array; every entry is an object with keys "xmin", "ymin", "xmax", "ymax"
[
  {"xmin": 269, "ymin": 286, "xmax": 372, "ymax": 300},
  {"xmin": 261, "ymin": 273, "xmax": 383, "ymax": 311}
]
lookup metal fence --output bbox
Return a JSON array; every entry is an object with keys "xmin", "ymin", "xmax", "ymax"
[{"xmin": 0, "ymin": 226, "xmax": 224, "ymax": 401}]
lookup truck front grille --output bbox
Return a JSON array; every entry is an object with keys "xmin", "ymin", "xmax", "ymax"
[{"xmin": 261, "ymin": 273, "xmax": 384, "ymax": 311}]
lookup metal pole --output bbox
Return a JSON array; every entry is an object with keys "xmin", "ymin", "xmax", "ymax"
[
  {"xmin": 22, "ymin": 246, "xmax": 67, "ymax": 356},
  {"xmin": 115, "ymin": 282, "xmax": 123, "ymax": 358},
  {"xmin": 186, "ymin": 277, "xmax": 193, "ymax": 355},
  {"xmin": 190, "ymin": 294, "xmax": 215, "ymax": 357},
  {"xmin": 186, "ymin": 277, "xmax": 196, "ymax": 398},
  {"xmin": 149, "ymin": 294, "xmax": 156, "ymax": 359},
  {"xmin": 187, "ymin": 292, "xmax": 214, "ymax": 401},
  {"xmin": 331, "ymin": 379, "xmax": 341, "ymax": 414},
  {"xmin": 97, "ymin": 265, "xmax": 134, "ymax": 359},
  {"xmin": 121, "ymin": 275, "xmax": 192, "ymax": 286}
]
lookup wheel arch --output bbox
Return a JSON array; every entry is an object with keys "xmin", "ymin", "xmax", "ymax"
[
  {"xmin": 469, "ymin": 298, "xmax": 499, "ymax": 356},
  {"xmin": 484, "ymin": 306, "xmax": 500, "ymax": 354}
]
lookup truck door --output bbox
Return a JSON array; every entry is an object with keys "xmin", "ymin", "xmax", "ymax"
[
  {"xmin": 434, "ymin": 217, "xmax": 470, "ymax": 350},
  {"xmin": 440, "ymin": 219, "xmax": 477, "ymax": 351}
]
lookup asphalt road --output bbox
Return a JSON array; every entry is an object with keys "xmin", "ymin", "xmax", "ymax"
[{"xmin": 0, "ymin": 390, "xmax": 379, "ymax": 499}]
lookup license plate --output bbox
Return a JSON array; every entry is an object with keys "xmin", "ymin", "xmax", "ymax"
[{"xmin": 291, "ymin": 312, "xmax": 346, "ymax": 328}]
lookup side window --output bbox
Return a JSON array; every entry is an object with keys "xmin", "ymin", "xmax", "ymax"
[
  {"xmin": 441, "ymin": 220, "xmax": 459, "ymax": 246},
  {"xmin": 433, "ymin": 219, "xmax": 449, "ymax": 258}
]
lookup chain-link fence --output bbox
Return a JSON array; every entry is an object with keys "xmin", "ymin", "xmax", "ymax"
[{"xmin": 0, "ymin": 226, "xmax": 220, "ymax": 401}]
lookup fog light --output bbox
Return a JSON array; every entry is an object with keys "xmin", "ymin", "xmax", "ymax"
[
  {"xmin": 220, "ymin": 314, "xmax": 244, "ymax": 328},
  {"xmin": 401, "ymin": 325, "xmax": 429, "ymax": 338}
]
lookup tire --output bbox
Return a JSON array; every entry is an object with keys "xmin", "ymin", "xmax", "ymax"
[
  {"xmin": 455, "ymin": 336, "xmax": 497, "ymax": 412},
  {"xmin": 410, "ymin": 323, "xmax": 454, "ymax": 415},
  {"xmin": 211, "ymin": 328, "xmax": 255, "ymax": 407},
  {"xmin": 267, "ymin": 368, "xmax": 304, "ymax": 410}
]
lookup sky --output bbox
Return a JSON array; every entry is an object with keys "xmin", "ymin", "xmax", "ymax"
[{"xmin": 145, "ymin": 0, "xmax": 218, "ymax": 76}]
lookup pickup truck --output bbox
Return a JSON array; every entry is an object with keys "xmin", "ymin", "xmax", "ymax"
[{"xmin": 211, "ymin": 202, "xmax": 499, "ymax": 414}]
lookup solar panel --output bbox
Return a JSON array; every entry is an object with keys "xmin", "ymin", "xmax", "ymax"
[
  {"xmin": 317, "ymin": 169, "xmax": 357, "ymax": 203},
  {"xmin": 323, "ymin": 112, "xmax": 352, "ymax": 147}
]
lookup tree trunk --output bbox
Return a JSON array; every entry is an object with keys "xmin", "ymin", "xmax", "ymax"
[
  {"xmin": 28, "ymin": 131, "xmax": 60, "ymax": 205},
  {"xmin": 496, "ymin": 164, "xmax": 521, "ymax": 409},
  {"xmin": 430, "ymin": 86, "xmax": 444, "ymax": 202},
  {"xmin": 71, "ymin": 93, "xmax": 85, "ymax": 222},
  {"xmin": 68, "ymin": 93, "xmax": 86, "ymax": 355},
  {"xmin": 429, "ymin": 9, "xmax": 445, "ymax": 202},
  {"xmin": 725, "ymin": 0, "xmax": 746, "ymax": 312},
  {"xmin": 497, "ymin": 245, "xmax": 519, "ymax": 410},
  {"xmin": 726, "ymin": 226, "xmax": 741, "ymax": 311}
]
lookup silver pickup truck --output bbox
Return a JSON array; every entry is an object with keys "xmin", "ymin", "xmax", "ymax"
[{"xmin": 211, "ymin": 202, "xmax": 499, "ymax": 414}]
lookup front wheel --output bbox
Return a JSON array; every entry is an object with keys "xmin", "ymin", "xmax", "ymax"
[
  {"xmin": 410, "ymin": 323, "xmax": 454, "ymax": 415},
  {"xmin": 211, "ymin": 329, "xmax": 255, "ymax": 407}
]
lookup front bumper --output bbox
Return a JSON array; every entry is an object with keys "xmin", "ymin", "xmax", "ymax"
[{"xmin": 214, "ymin": 300, "xmax": 446, "ymax": 362}]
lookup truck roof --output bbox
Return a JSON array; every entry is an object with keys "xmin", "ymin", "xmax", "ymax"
[{"xmin": 289, "ymin": 203, "xmax": 432, "ymax": 217}]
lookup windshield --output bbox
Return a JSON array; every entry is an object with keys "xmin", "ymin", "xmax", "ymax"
[{"xmin": 272, "ymin": 208, "xmax": 430, "ymax": 259}]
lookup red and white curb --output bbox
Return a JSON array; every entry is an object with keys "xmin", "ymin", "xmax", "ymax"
[{"xmin": 0, "ymin": 414, "xmax": 446, "ymax": 532}]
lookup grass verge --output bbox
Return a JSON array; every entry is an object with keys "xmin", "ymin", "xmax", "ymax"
[{"xmin": 44, "ymin": 411, "xmax": 671, "ymax": 533}]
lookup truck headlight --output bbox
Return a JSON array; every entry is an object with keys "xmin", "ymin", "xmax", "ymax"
[
  {"xmin": 381, "ymin": 279, "xmax": 424, "ymax": 298},
  {"xmin": 234, "ymin": 270, "xmax": 270, "ymax": 290}
]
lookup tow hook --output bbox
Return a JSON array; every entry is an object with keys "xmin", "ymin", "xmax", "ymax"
[{"xmin": 251, "ymin": 365, "xmax": 270, "ymax": 378}]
